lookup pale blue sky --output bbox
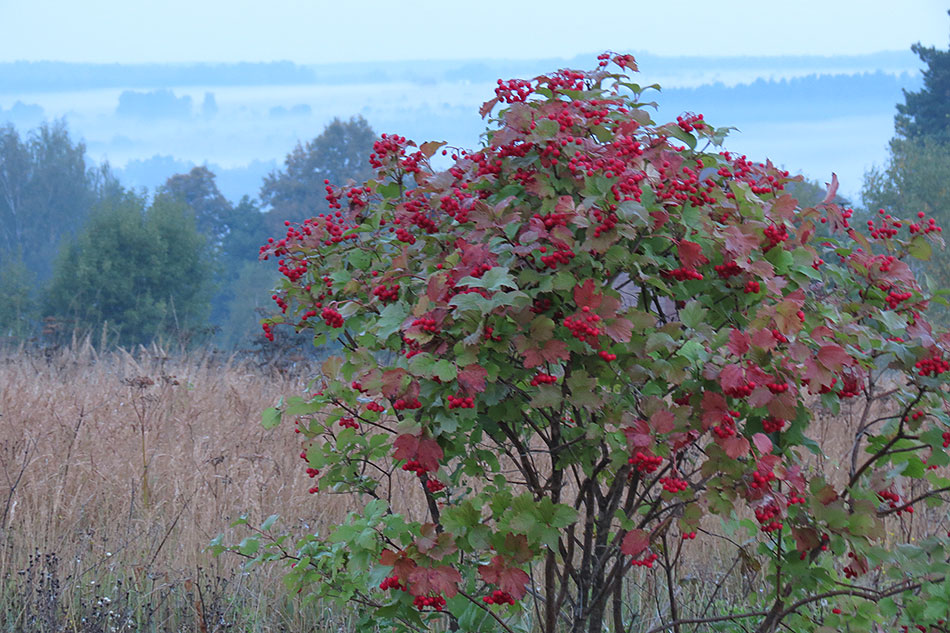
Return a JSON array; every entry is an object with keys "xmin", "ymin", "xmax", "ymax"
[{"xmin": 1, "ymin": 0, "xmax": 948, "ymax": 63}]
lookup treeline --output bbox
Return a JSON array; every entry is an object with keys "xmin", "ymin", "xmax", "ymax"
[{"xmin": 0, "ymin": 116, "xmax": 376, "ymax": 350}]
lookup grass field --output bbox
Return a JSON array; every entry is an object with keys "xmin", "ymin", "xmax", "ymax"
[
  {"xmin": 0, "ymin": 339, "xmax": 370, "ymax": 632},
  {"xmin": 2, "ymin": 340, "xmax": 947, "ymax": 633}
]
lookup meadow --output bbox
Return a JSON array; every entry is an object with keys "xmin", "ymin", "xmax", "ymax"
[{"xmin": 1, "ymin": 340, "xmax": 947, "ymax": 632}]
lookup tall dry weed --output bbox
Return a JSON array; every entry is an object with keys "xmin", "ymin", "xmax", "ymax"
[{"xmin": 0, "ymin": 340, "xmax": 363, "ymax": 632}]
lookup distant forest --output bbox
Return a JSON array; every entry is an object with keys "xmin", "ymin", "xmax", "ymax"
[{"xmin": 0, "ymin": 50, "xmax": 921, "ymax": 91}]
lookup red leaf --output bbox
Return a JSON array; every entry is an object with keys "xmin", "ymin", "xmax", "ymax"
[
  {"xmin": 791, "ymin": 526, "xmax": 821, "ymax": 553},
  {"xmin": 381, "ymin": 549, "xmax": 417, "ymax": 580},
  {"xmin": 605, "ymin": 317, "xmax": 633, "ymax": 343},
  {"xmin": 752, "ymin": 433, "xmax": 773, "ymax": 454},
  {"xmin": 719, "ymin": 364, "xmax": 746, "ymax": 391},
  {"xmin": 678, "ymin": 240, "xmax": 708, "ymax": 268},
  {"xmin": 623, "ymin": 419, "xmax": 652, "ymax": 448},
  {"xmin": 409, "ymin": 565, "xmax": 462, "ymax": 598},
  {"xmin": 457, "ymin": 364, "xmax": 487, "ymax": 394},
  {"xmin": 817, "ymin": 345, "xmax": 851, "ymax": 371},
  {"xmin": 700, "ymin": 391, "xmax": 729, "ymax": 430},
  {"xmin": 750, "ymin": 328, "xmax": 777, "ymax": 351},
  {"xmin": 381, "ymin": 369, "xmax": 410, "ymax": 398},
  {"xmin": 573, "ymin": 279, "xmax": 603, "ymax": 311},
  {"xmin": 720, "ymin": 435, "xmax": 750, "ymax": 459},
  {"xmin": 727, "ymin": 329, "xmax": 749, "ymax": 357},
  {"xmin": 620, "ymin": 529, "xmax": 649, "ymax": 557},
  {"xmin": 478, "ymin": 556, "xmax": 530, "ymax": 599},
  {"xmin": 393, "ymin": 433, "xmax": 444, "ymax": 472},
  {"xmin": 723, "ymin": 225, "xmax": 759, "ymax": 258},
  {"xmin": 820, "ymin": 173, "xmax": 839, "ymax": 205},
  {"xmin": 521, "ymin": 338, "xmax": 570, "ymax": 368},
  {"xmin": 650, "ymin": 409, "xmax": 676, "ymax": 434}
]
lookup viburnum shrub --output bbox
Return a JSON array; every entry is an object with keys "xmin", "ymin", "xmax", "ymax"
[{"xmin": 216, "ymin": 54, "xmax": 950, "ymax": 633}]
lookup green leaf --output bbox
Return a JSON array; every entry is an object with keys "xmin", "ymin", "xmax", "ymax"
[
  {"xmin": 238, "ymin": 537, "xmax": 260, "ymax": 556},
  {"xmin": 433, "ymin": 360, "xmax": 458, "ymax": 381},
  {"xmin": 347, "ymin": 249, "xmax": 372, "ymax": 270},
  {"xmin": 376, "ymin": 303, "xmax": 409, "ymax": 338},
  {"xmin": 457, "ymin": 267, "xmax": 517, "ymax": 292},
  {"xmin": 261, "ymin": 514, "xmax": 279, "ymax": 531},
  {"xmin": 262, "ymin": 407, "xmax": 281, "ymax": 429},
  {"xmin": 680, "ymin": 300, "xmax": 707, "ymax": 329},
  {"xmin": 909, "ymin": 235, "xmax": 932, "ymax": 261}
]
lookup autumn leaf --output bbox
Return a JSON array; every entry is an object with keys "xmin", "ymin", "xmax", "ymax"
[
  {"xmin": 381, "ymin": 548, "xmax": 417, "ymax": 580},
  {"xmin": 573, "ymin": 279, "xmax": 603, "ymax": 311},
  {"xmin": 719, "ymin": 364, "xmax": 746, "ymax": 391},
  {"xmin": 752, "ymin": 433, "xmax": 773, "ymax": 455},
  {"xmin": 817, "ymin": 345, "xmax": 851, "ymax": 371},
  {"xmin": 409, "ymin": 565, "xmax": 462, "ymax": 597},
  {"xmin": 649, "ymin": 409, "xmax": 676, "ymax": 434},
  {"xmin": 720, "ymin": 435, "xmax": 750, "ymax": 459},
  {"xmin": 393, "ymin": 433, "xmax": 444, "ymax": 472},
  {"xmin": 678, "ymin": 240, "xmax": 708, "ymax": 268},
  {"xmin": 478, "ymin": 555, "xmax": 531, "ymax": 599},
  {"xmin": 701, "ymin": 391, "xmax": 729, "ymax": 430},
  {"xmin": 605, "ymin": 317, "xmax": 633, "ymax": 342},
  {"xmin": 520, "ymin": 338, "xmax": 570, "ymax": 368},
  {"xmin": 620, "ymin": 529, "xmax": 650, "ymax": 557},
  {"xmin": 727, "ymin": 329, "xmax": 750, "ymax": 357},
  {"xmin": 457, "ymin": 364, "xmax": 488, "ymax": 394}
]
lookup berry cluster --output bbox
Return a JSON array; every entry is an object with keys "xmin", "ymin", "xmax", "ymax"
[
  {"xmin": 483, "ymin": 325, "xmax": 502, "ymax": 341},
  {"xmin": 533, "ymin": 211, "xmax": 571, "ymax": 230},
  {"xmin": 942, "ymin": 430, "xmax": 950, "ymax": 448},
  {"xmin": 598, "ymin": 350, "xmax": 618, "ymax": 362},
  {"xmin": 630, "ymin": 552, "xmax": 658, "ymax": 568},
  {"xmin": 447, "ymin": 394, "xmax": 475, "ymax": 409},
  {"xmin": 392, "ymin": 398, "xmax": 422, "ymax": 410},
  {"xmin": 628, "ymin": 450, "xmax": 663, "ymax": 473},
  {"xmin": 379, "ymin": 576, "xmax": 406, "ymax": 591},
  {"xmin": 591, "ymin": 207, "xmax": 618, "ymax": 237},
  {"xmin": 483, "ymin": 589, "xmax": 516, "ymax": 605},
  {"xmin": 564, "ymin": 313, "xmax": 602, "ymax": 343},
  {"xmin": 664, "ymin": 267, "xmax": 703, "ymax": 281},
  {"xmin": 724, "ymin": 382, "xmax": 755, "ymax": 398},
  {"xmin": 338, "ymin": 417, "xmax": 359, "ymax": 430},
  {"xmin": 676, "ymin": 112, "xmax": 706, "ymax": 133},
  {"xmin": 659, "ymin": 476, "xmax": 689, "ymax": 493},
  {"xmin": 867, "ymin": 209, "xmax": 901, "ymax": 239},
  {"xmin": 755, "ymin": 503, "xmax": 782, "ymax": 533},
  {"xmin": 766, "ymin": 381, "xmax": 789, "ymax": 394},
  {"xmin": 744, "ymin": 280, "xmax": 760, "ymax": 294},
  {"xmin": 915, "ymin": 355, "xmax": 950, "ymax": 377},
  {"xmin": 540, "ymin": 247, "xmax": 575, "ymax": 269},
  {"xmin": 714, "ymin": 260, "xmax": 742, "ymax": 279},
  {"xmin": 530, "ymin": 373, "xmax": 558, "ymax": 386},
  {"xmin": 749, "ymin": 470, "xmax": 775, "ymax": 490},
  {"xmin": 366, "ymin": 402, "xmax": 386, "ymax": 413},
  {"xmin": 413, "ymin": 595, "xmax": 446, "ymax": 611},
  {"xmin": 402, "ymin": 459, "xmax": 429, "ymax": 476},
  {"xmin": 885, "ymin": 290, "xmax": 913, "ymax": 309},
  {"xmin": 321, "ymin": 307, "xmax": 344, "ymax": 328},
  {"xmin": 372, "ymin": 283, "xmax": 400, "ymax": 302},
  {"xmin": 412, "ymin": 317, "xmax": 440, "ymax": 333},
  {"xmin": 909, "ymin": 210, "xmax": 942, "ymax": 235},
  {"xmin": 712, "ymin": 411, "xmax": 741, "ymax": 439},
  {"xmin": 426, "ymin": 479, "xmax": 446, "ymax": 493},
  {"xmin": 762, "ymin": 224, "xmax": 788, "ymax": 252},
  {"xmin": 762, "ymin": 417, "xmax": 785, "ymax": 433},
  {"xmin": 681, "ymin": 531, "xmax": 698, "ymax": 540}
]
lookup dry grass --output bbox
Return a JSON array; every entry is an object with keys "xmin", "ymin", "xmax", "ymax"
[{"xmin": 0, "ymin": 339, "xmax": 364, "ymax": 632}]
